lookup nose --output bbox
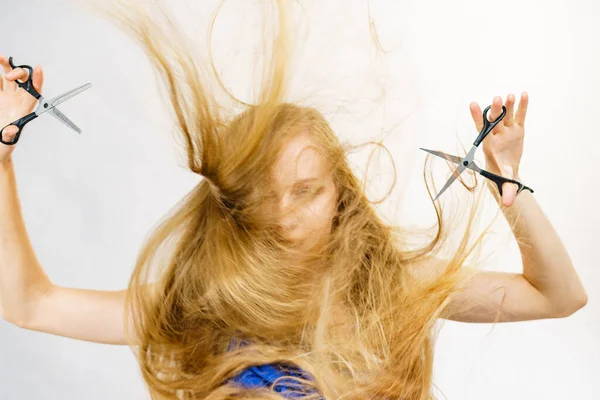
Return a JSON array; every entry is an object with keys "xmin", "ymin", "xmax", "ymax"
[{"xmin": 278, "ymin": 195, "xmax": 297, "ymax": 233}]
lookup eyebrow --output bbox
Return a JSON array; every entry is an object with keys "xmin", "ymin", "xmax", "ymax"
[
  {"xmin": 295, "ymin": 178, "xmax": 317, "ymax": 183},
  {"xmin": 292, "ymin": 178, "xmax": 320, "ymax": 186}
]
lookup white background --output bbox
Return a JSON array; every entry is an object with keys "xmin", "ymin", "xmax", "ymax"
[{"xmin": 0, "ymin": 0, "xmax": 597, "ymax": 399}]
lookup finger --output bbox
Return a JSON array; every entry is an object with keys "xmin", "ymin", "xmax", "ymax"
[
  {"xmin": 31, "ymin": 65, "xmax": 43, "ymax": 94},
  {"xmin": 515, "ymin": 92, "xmax": 529, "ymax": 126},
  {"xmin": 487, "ymin": 96, "xmax": 505, "ymax": 135},
  {"xmin": 469, "ymin": 102, "xmax": 484, "ymax": 132},
  {"xmin": 504, "ymin": 93, "xmax": 516, "ymax": 127},
  {"xmin": 0, "ymin": 55, "xmax": 17, "ymax": 91},
  {"xmin": 1, "ymin": 125, "xmax": 18, "ymax": 144},
  {"xmin": 5, "ymin": 67, "xmax": 30, "ymax": 91},
  {"xmin": 501, "ymin": 182, "xmax": 518, "ymax": 207},
  {"xmin": 0, "ymin": 56, "xmax": 17, "ymax": 90}
]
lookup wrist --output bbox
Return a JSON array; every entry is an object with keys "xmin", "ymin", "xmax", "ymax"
[
  {"xmin": 0, "ymin": 157, "xmax": 14, "ymax": 172},
  {"xmin": 485, "ymin": 157, "xmax": 520, "ymax": 181}
]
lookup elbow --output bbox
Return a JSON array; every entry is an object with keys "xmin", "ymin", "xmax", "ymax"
[
  {"xmin": 1, "ymin": 301, "xmax": 37, "ymax": 328},
  {"xmin": 572, "ymin": 292, "xmax": 589, "ymax": 313},
  {"xmin": 553, "ymin": 292, "xmax": 588, "ymax": 318},
  {"xmin": 1, "ymin": 310, "xmax": 30, "ymax": 329},
  {"xmin": 1, "ymin": 283, "xmax": 53, "ymax": 329}
]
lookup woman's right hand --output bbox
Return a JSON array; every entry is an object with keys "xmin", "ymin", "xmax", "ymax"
[{"xmin": 0, "ymin": 55, "xmax": 44, "ymax": 164}]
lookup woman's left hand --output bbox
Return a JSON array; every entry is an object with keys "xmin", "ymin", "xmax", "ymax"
[{"xmin": 469, "ymin": 92, "xmax": 529, "ymax": 207}]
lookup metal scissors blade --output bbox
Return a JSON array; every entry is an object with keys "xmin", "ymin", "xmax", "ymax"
[
  {"xmin": 432, "ymin": 163, "xmax": 466, "ymax": 201},
  {"xmin": 419, "ymin": 148, "xmax": 462, "ymax": 165},
  {"xmin": 35, "ymin": 83, "xmax": 92, "ymax": 116},
  {"xmin": 420, "ymin": 146, "xmax": 477, "ymax": 201},
  {"xmin": 48, "ymin": 107, "xmax": 82, "ymax": 134},
  {"xmin": 420, "ymin": 147, "xmax": 483, "ymax": 174}
]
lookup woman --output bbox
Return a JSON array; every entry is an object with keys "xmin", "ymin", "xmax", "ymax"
[{"xmin": 0, "ymin": 1, "xmax": 587, "ymax": 399}]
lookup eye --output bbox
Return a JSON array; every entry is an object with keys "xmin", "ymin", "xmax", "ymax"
[
  {"xmin": 292, "ymin": 185, "xmax": 310, "ymax": 197},
  {"xmin": 292, "ymin": 185, "xmax": 323, "ymax": 199}
]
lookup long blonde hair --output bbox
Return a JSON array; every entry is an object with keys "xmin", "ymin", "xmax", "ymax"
[{"xmin": 93, "ymin": 1, "xmax": 490, "ymax": 399}]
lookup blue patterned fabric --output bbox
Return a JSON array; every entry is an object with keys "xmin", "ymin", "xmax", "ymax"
[
  {"xmin": 230, "ymin": 362, "xmax": 321, "ymax": 398},
  {"xmin": 227, "ymin": 339, "xmax": 321, "ymax": 398}
]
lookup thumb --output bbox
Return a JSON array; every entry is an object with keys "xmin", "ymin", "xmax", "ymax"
[{"xmin": 501, "ymin": 182, "xmax": 518, "ymax": 207}]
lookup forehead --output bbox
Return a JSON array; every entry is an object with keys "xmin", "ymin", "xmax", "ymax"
[{"xmin": 272, "ymin": 132, "xmax": 328, "ymax": 185}]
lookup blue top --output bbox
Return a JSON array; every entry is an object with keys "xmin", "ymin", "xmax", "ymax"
[
  {"xmin": 227, "ymin": 339, "xmax": 322, "ymax": 398},
  {"xmin": 230, "ymin": 362, "xmax": 321, "ymax": 398}
]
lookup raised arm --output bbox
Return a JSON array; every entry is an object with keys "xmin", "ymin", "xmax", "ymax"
[
  {"xmin": 0, "ymin": 154, "xmax": 134, "ymax": 345},
  {"xmin": 442, "ymin": 190, "xmax": 587, "ymax": 323},
  {"xmin": 0, "ymin": 56, "xmax": 133, "ymax": 345},
  {"xmin": 442, "ymin": 94, "xmax": 587, "ymax": 323}
]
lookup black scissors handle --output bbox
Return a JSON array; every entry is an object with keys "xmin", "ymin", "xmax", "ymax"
[
  {"xmin": 7, "ymin": 57, "xmax": 41, "ymax": 100},
  {"xmin": 480, "ymin": 169, "xmax": 534, "ymax": 196},
  {"xmin": 1, "ymin": 57, "xmax": 42, "ymax": 145},
  {"xmin": 473, "ymin": 105, "xmax": 507, "ymax": 147},
  {"xmin": 1, "ymin": 113, "xmax": 38, "ymax": 145}
]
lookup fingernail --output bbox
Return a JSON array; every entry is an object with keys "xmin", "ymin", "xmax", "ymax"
[{"xmin": 6, "ymin": 72, "xmax": 13, "ymax": 78}]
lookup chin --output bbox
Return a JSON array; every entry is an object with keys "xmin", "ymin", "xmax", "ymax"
[{"xmin": 281, "ymin": 227, "xmax": 330, "ymax": 251}]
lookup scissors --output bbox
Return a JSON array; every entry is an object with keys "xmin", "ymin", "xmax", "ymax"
[
  {"xmin": 1, "ymin": 56, "xmax": 91, "ymax": 146},
  {"xmin": 420, "ymin": 105, "xmax": 533, "ymax": 201}
]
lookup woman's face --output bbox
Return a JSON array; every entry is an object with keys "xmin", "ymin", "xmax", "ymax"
[{"xmin": 271, "ymin": 132, "xmax": 338, "ymax": 250}]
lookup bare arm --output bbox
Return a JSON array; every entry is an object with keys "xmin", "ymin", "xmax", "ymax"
[
  {"xmin": 19, "ymin": 286, "xmax": 131, "ymax": 345},
  {"xmin": 0, "ymin": 58, "xmax": 138, "ymax": 345},
  {"xmin": 438, "ymin": 95, "xmax": 586, "ymax": 323},
  {"xmin": 443, "ymin": 187, "xmax": 587, "ymax": 323},
  {"xmin": 0, "ymin": 159, "xmax": 132, "ymax": 345}
]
